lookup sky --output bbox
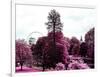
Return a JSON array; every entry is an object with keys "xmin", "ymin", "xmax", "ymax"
[{"xmin": 16, "ymin": 5, "xmax": 96, "ymax": 42}]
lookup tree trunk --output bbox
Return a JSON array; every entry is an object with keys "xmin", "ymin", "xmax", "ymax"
[
  {"xmin": 42, "ymin": 51, "xmax": 45, "ymax": 71},
  {"xmin": 53, "ymin": 21, "xmax": 56, "ymax": 51},
  {"xmin": 42, "ymin": 64, "xmax": 45, "ymax": 71},
  {"xmin": 20, "ymin": 62, "xmax": 23, "ymax": 71}
]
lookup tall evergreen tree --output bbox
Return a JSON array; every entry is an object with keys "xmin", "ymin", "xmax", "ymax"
[
  {"xmin": 45, "ymin": 9, "xmax": 63, "ymax": 32},
  {"xmin": 45, "ymin": 9, "xmax": 63, "ymax": 53}
]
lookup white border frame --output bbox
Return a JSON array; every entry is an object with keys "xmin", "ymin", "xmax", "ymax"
[{"xmin": 11, "ymin": 0, "xmax": 96, "ymax": 77}]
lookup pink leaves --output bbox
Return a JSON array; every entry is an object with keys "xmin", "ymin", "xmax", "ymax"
[
  {"xmin": 67, "ymin": 56, "xmax": 90, "ymax": 70},
  {"xmin": 16, "ymin": 39, "xmax": 32, "ymax": 67},
  {"xmin": 55, "ymin": 62, "xmax": 65, "ymax": 71}
]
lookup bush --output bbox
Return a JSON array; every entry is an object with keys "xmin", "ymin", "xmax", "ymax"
[
  {"xmin": 67, "ymin": 56, "xmax": 90, "ymax": 70},
  {"xmin": 55, "ymin": 62, "xmax": 65, "ymax": 71}
]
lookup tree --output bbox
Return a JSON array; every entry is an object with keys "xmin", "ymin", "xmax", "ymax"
[
  {"xmin": 85, "ymin": 28, "xmax": 94, "ymax": 68},
  {"xmin": 32, "ymin": 32, "xmax": 69, "ymax": 70},
  {"xmin": 32, "ymin": 10, "xmax": 69, "ymax": 71},
  {"xmin": 48, "ymin": 32, "xmax": 69, "ymax": 67},
  {"xmin": 80, "ymin": 42, "xmax": 87, "ymax": 57},
  {"xmin": 45, "ymin": 9, "xmax": 70, "ymax": 69},
  {"xmin": 69, "ymin": 37, "xmax": 80, "ymax": 56},
  {"xmin": 45, "ymin": 9, "xmax": 63, "ymax": 33},
  {"xmin": 45, "ymin": 9, "xmax": 63, "ymax": 57},
  {"xmin": 29, "ymin": 37, "xmax": 35, "ymax": 45},
  {"xmin": 16, "ymin": 39, "xmax": 32, "ymax": 71},
  {"xmin": 85, "ymin": 28, "xmax": 94, "ymax": 58},
  {"xmin": 32, "ymin": 37, "xmax": 48, "ymax": 71}
]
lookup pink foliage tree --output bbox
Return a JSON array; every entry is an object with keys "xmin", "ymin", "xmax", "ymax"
[
  {"xmin": 47, "ymin": 31, "xmax": 69, "ymax": 65},
  {"xmin": 33, "ymin": 36, "xmax": 48, "ymax": 71},
  {"xmin": 32, "ymin": 32, "xmax": 69, "ymax": 71},
  {"xmin": 16, "ymin": 39, "xmax": 32, "ymax": 71}
]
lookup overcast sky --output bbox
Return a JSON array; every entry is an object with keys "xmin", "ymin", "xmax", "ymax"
[{"xmin": 16, "ymin": 5, "xmax": 96, "ymax": 41}]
